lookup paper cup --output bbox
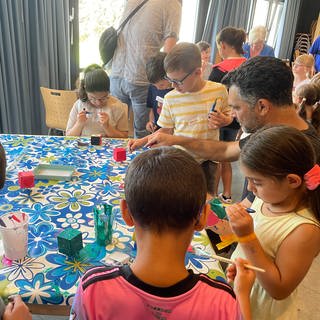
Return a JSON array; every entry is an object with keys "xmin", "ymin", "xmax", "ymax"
[{"xmin": 0, "ymin": 212, "xmax": 29, "ymax": 260}]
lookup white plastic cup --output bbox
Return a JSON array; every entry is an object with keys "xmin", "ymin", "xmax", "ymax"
[{"xmin": 0, "ymin": 212, "xmax": 29, "ymax": 260}]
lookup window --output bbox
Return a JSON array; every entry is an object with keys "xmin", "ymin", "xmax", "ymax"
[
  {"xmin": 79, "ymin": 0, "xmax": 198, "ymax": 68},
  {"xmin": 248, "ymin": 0, "xmax": 284, "ymax": 48}
]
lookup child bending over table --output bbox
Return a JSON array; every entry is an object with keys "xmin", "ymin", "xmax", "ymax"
[
  {"xmin": 226, "ymin": 125, "xmax": 320, "ymax": 320},
  {"xmin": 70, "ymin": 147, "xmax": 255, "ymax": 320},
  {"xmin": 0, "ymin": 145, "xmax": 31, "ymax": 319},
  {"xmin": 66, "ymin": 67, "xmax": 128, "ymax": 138},
  {"xmin": 145, "ymin": 52, "xmax": 172, "ymax": 133}
]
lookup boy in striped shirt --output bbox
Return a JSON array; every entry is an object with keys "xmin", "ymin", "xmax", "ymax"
[{"xmin": 129, "ymin": 42, "xmax": 232, "ymax": 195}]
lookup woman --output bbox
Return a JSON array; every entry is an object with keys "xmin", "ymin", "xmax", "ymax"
[{"xmin": 243, "ymin": 26, "xmax": 274, "ymax": 59}]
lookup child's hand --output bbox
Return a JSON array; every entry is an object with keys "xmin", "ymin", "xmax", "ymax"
[
  {"xmin": 98, "ymin": 111, "xmax": 109, "ymax": 127},
  {"xmin": 3, "ymin": 295, "xmax": 32, "ymax": 320},
  {"xmin": 146, "ymin": 121, "xmax": 156, "ymax": 133},
  {"xmin": 77, "ymin": 109, "xmax": 87, "ymax": 123},
  {"xmin": 208, "ymin": 111, "xmax": 232, "ymax": 129},
  {"xmin": 226, "ymin": 204, "xmax": 254, "ymax": 237},
  {"xmin": 127, "ymin": 137, "xmax": 147, "ymax": 152},
  {"xmin": 228, "ymin": 258, "xmax": 256, "ymax": 296}
]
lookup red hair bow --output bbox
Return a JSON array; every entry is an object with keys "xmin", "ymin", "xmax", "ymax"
[{"xmin": 304, "ymin": 164, "xmax": 320, "ymax": 191}]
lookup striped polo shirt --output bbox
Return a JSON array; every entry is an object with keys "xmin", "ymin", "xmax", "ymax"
[{"xmin": 157, "ymin": 80, "xmax": 230, "ymax": 141}]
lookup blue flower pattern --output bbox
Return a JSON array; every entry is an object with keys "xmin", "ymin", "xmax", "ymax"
[{"xmin": 0, "ymin": 135, "xmax": 224, "ymax": 307}]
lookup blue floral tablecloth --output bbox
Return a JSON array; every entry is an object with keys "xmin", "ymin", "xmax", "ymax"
[{"xmin": 0, "ymin": 134, "xmax": 225, "ymax": 310}]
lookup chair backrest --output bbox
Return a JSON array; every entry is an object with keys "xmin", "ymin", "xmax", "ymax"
[{"xmin": 40, "ymin": 87, "xmax": 77, "ymax": 132}]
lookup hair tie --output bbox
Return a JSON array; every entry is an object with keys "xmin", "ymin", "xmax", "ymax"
[{"xmin": 304, "ymin": 164, "xmax": 320, "ymax": 190}]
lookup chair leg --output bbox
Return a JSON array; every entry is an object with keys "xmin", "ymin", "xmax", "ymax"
[{"xmin": 48, "ymin": 128, "xmax": 52, "ymax": 135}]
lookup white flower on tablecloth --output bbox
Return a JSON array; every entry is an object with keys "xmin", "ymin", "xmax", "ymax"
[
  {"xmin": 56, "ymin": 213, "xmax": 85, "ymax": 229},
  {"xmin": 105, "ymin": 231, "xmax": 131, "ymax": 251}
]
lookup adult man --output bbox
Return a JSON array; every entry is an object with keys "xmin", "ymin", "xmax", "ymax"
[
  {"xmin": 147, "ymin": 56, "xmax": 320, "ymax": 183},
  {"xmin": 110, "ymin": 0, "xmax": 182, "ymax": 138}
]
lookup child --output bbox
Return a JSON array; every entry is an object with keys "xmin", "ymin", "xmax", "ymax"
[
  {"xmin": 129, "ymin": 42, "xmax": 232, "ymax": 195},
  {"xmin": 196, "ymin": 40, "xmax": 213, "ymax": 80},
  {"xmin": 66, "ymin": 67, "xmax": 128, "ymax": 138},
  {"xmin": 70, "ymin": 147, "xmax": 255, "ymax": 319},
  {"xmin": 225, "ymin": 125, "xmax": 320, "ymax": 320},
  {"xmin": 295, "ymin": 83, "xmax": 320, "ymax": 135},
  {"xmin": 145, "ymin": 52, "xmax": 173, "ymax": 133},
  {"xmin": 209, "ymin": 26, "xmax": 247, "ymax": 204},
  {"xmin": 292, "ymin": 54, "xmax": 315, "ymax": 92}
]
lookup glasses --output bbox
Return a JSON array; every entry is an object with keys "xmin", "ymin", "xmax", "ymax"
[
  {"xmin": 87, "ymin": 94, "xmax": 109, "ymax": 103},
  {"xmin": 164, "ymin": 69, "xmax": 195, "ymax": 86}
]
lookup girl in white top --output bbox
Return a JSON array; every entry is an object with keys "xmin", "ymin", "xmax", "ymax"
[
  {"xmin": 226, "ymin": 125, "xmax": 320, "ymax": 320},
  {"xmin": 66, "ymin": 68, "xmax": 128, "ymax": 137}
]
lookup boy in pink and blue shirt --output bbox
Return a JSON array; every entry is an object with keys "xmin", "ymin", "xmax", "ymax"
[{"xmin": 70, "ymin": 147, "xmax": 255, "ymax": 320}]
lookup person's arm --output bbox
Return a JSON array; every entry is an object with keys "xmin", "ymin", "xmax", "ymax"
[
  {"xmin": 66, "ymin": 102, "xmax": 87, "ymax": 136},
  {"xmin": 226, "ymin": 204, "xmax": 320, "ymax": 299},
  {"xmin": 128, "ymin": 136, "xmax": 149, "ymax": 152},
  {"xmin": 208, "ymin": 67, "xmax": 225, "ymax": 83},
  {"xmin": 3, "ymin": 296, "xmax": 31, "ymax": 320},
  {"xmin": 208, "ymin": 111, "xmax": 233, "ymax": 129},
  {"xmin": 163, "ymin": 36, "xmax": 177, "ymax": 52},
  {"xmin": 146, "ymin": 132, "xmax": 241, "ymax": 162},
  {"xmin": 230, "ymin": 258, "xmax": 255, "ymax": 320},
  {"xmin": 146, "ymin": 109, "xmax": 156, "ymax": 133},
  {"xmin": 99, "ymin": 112, "xmax": 128, "ymax": 138}
]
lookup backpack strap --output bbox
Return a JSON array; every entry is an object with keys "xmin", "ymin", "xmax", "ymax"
[{"xmin": 117, "ymin": 0, "xmax": 149, "ymax": 34}]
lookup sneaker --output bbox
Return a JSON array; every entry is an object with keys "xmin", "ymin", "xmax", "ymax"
[{"xmin": 218, "ymin": 193, "xmax": 233, "ymax": 204}]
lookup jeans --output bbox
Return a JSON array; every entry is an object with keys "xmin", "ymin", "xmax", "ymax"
[{"xmin": 110, "ymin": 77, "xmax": 149, "ymax": 138}]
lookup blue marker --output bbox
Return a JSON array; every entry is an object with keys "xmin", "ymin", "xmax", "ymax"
[
  {"xmin": 246, "ymin": 208, "xmax": 256, "ymax": 213},
  {"xmin": 83, "ymin": 108, "xmax": 92, "ymax": 115},
  {"xmin": 210, "ymin": 99, "xmax": 217, "ymax": 112}
]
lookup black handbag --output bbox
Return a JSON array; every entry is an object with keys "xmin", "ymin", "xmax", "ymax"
[{"xmin": 99, "ymin": 0, "xmax": 149, "ymax": 65}]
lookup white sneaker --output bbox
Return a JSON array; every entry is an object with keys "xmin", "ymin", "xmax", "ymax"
[{"xmin": 218, "ymin": 193, "xmax": 233, "ymax": 204}]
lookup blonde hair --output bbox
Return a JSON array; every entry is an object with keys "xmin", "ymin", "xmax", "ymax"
[
  {"xmin": 295, "ymin": 54, "xmax": 315, "ymax": 79},
  {"xmin": 249, "ymin": 26, "xmax": 267, "ymax": 44},
  {"xmin": 164, "ymin": 42, "xmax": 201, "ymax": 73},
  {"xmin": 295, "ymin": 54, "xmax": 315, "ymax": 68}
]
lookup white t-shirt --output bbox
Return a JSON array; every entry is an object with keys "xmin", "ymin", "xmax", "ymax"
[{"xmin": 66, "ymin": 96, "xmax": 128, "ymax": 136}]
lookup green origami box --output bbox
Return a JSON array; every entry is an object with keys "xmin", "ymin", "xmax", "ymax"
[{"xmin": 57, "ymin": 228, "xmax": 83, "ymax": 256}]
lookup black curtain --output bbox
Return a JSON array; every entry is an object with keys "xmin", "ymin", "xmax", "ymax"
[{"xmin": 0, "ymin": 0, "xmax": 79, "ymax": 135}]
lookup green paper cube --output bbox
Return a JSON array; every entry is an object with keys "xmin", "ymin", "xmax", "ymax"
[{"xmin": 57, "ymin": 228, "xmax": 83, "ymax": 256}]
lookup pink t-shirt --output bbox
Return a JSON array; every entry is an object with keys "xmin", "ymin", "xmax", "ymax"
[{"xmin": 70, "ymin": 265, "xmax": 241, "ymax": 320}]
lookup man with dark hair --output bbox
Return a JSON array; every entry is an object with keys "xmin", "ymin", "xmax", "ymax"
[
  {"xmin": 146, "ymin": 56, "xmax": 320, "ymax": 180},
  {"xmin": 70, "ymin": 147, "xmax": 255, "ymax": 319},
  {"xmin": 110, "ymin": 0, "xmax": 182, "ymax": 139}
]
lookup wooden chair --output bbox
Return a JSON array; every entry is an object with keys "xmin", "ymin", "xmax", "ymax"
[{"xmin": 40, "ymin": 87, "xmax": 77, "ymax": 135}]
